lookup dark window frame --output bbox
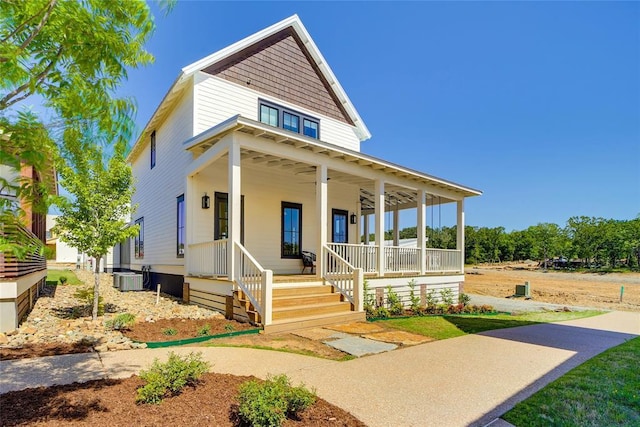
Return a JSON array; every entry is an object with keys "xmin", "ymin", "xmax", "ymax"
[
  {"xmin": 177, "ymin": 194, "xmax": 185, "ymax": 258},
  {"xmin": 134, "ymin": 217, "xmax": 144, "ymax": 259},
  {"xmin": 281, "ymin": 201, "xmax": 303, "ymax": 259},
  {"xmin": 258, "ymin": 99, "xmax": 320, "ymax": 139},
  {"xmin": 150, "ymin": 131, "xmax": 156, "ymax": 169}
]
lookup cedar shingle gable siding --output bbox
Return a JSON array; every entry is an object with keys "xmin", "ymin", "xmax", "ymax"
[{"xmin": 202, "ymin": 28, "xmax": 353, "ymax": 126}]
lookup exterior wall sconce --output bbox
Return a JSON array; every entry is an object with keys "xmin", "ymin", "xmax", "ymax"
[
  {"xmin": 350, "ymin": 213, "xmax": 357, "ymax": 224},
  {"xmin": 202, "ymin": 193, "xmax": 210, "ymax": 209}
]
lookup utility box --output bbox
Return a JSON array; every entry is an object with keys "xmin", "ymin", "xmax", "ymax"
[
  {"xmin": 515, "ymin": 281, "xmax": 531, "ymax": 298},
  {"xmin": 119, "ymin": 274, "xmax": 143, "ymax": 291}
]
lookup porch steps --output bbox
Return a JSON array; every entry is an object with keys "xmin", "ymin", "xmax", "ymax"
[
  {"xmin": 235, "ymin": 282, "xmax": 364, "ymax": 333},
  {"xmin": 263, "ymin": 311, "xmax": 366, "ymax": 334}
]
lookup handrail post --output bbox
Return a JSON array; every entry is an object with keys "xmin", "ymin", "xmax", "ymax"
[
  {"xmin": 261, "ymin": 269, "xmax": 273, "ymax": 325},
  {"xmin": 353, "ymin": 268, "xmax": 363, "ymax": 312}
]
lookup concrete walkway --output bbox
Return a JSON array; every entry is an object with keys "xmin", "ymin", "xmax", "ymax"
[{"xmin": 1, "ymin": 311, "xmax": 639, "ymax": 427}]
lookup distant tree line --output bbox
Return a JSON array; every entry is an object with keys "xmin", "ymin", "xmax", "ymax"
[{"xmin": 369, "ymin": 216, "xmax": 640, "ymax": 270}]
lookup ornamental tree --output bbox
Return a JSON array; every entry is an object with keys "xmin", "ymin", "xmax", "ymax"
[{"xmin": 55, "ymin": 135, "xmax": 138, "ymax": 320}]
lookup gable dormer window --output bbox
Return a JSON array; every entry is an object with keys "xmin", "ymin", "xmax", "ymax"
[
  {"xmin": 259, "ymin": 100, "xmax": 319, "ymax": 139},
  {"xmin": 150, "ymin": 131, "xmax": 156, "ymax": 169}
]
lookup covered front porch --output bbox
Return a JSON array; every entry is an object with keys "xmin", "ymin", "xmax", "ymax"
[{"xmin": 182, "ymin": 116, "xmax": 479, "ymax": 330}]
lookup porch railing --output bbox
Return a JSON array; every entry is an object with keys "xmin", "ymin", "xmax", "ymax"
[
  {"xmin": 384, "ymin": 246, "xmax": 420, "ymax": 273},
  {"xmin": 322, "ymin": 245, "xmax": 363, "ymax": 311},
  {"xmin": 326, "ymin": 243, "xmax": 378, "ymax": 273},
  {"xmin": 426, "ymin": 248, "xmax": 462, "ymax": 273},
  {"xmin": 0, "ymin": 223, "xmax": 46, "ymax": 279},
  {"xmin": 234, "ymin": 242, "xmax": 273, "ymax": 325},
  {"xmin": 187, "ymin": 240, "xmax": 227, "ymax": 276}
]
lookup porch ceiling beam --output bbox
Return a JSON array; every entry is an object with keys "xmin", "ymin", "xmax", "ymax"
[
  {"xmin": 186, "ymin": 135, "xmax": 231, "ymax": 177},
  {"xmin": 234, "ymin": 133, "xmax": 465, "ymax": 201}
]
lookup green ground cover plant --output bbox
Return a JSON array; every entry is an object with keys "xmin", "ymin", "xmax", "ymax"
[
  {"xmin": 237, "ymin": 374, "xmax": 316, "ymax": 427},
  {"xmin": 46, "ymin": 269, "xmax": 83, "ymax": 286},
  {"xmin": 503, "ymin": 336, "xmax": 640, "ymax": 426},
  {"xmin": 377, "ymin": 310, "xmax": 603, "ymax": 340},
  {"xmin": 106, "ymin": 313, "xmax": 135, "ymax": 331},
  {"xmin": 136, "ymin": 352, "xmax": 210, "ymax": 404}
]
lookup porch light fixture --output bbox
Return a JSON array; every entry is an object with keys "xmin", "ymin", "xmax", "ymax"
[
  {"xmin": 350, "ymin": 213, "xmax": 357, "ymax": 225},
  {"xmin": 202, "ymin": 193, "xmax": 210, "ymax": 209}
]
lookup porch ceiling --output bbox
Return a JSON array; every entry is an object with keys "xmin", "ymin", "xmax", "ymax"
[{"xmin": 184, "ymin": 115, "xmax": 482, "ymax": 207}]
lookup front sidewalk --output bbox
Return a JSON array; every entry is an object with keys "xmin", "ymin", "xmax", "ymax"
[{"xmin": 2, "ymin": 311, "xmax": 638, "ymax": 427}]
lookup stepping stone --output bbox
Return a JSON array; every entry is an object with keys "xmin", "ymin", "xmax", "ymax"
[
  {"xmin": 363, "ymin": 331, "xmax": 434, "ymax": 346},
  {"xmin": 324, "ymin": 322, "xmax": 386, "ymax": 334},
  {"xmin": 323, "ymin": 336, "xmax": 397, "ymax": 357}
]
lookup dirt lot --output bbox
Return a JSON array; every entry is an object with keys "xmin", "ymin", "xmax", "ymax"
[{"xmin": 464, "ymin": 264, "xmax": 640, "ymax": 312}]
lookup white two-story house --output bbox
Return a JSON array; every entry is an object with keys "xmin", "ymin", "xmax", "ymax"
[{"xmin": 115, "ymin": 15, "xmax": 481, "ymax": 332}]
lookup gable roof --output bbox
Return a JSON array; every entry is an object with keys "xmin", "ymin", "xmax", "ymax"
[{"xmin": 129, "ymin": 15, "xmax": 370, "ymax": 162}]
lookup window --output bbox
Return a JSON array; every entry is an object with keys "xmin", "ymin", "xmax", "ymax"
[
  {"xmin": 283, "ymin": 112, "xmax": 299, "ymax": 133},
  {"xmin": 177, "ymin": 195, "xmax": 185, "ymax": 257},
  {"xmin": 260, "ymin": 105, "xmax": 278, "ymax": 127},
  {"xmin": 150, "ymin": 131, "xmax": 156, "ymax": 169},
  {"xmin": 332, "ymin": 209, "xmax": 348, "ymax": 243},
  {"xmin": 134, "ymin": 217, "xmax": 144, "ymax": 259},
  {"xmin": 214, "ymin": 192, "xmax": 244, "ymax": 243},
  {"xmin": 258, "ymin": 100, "xmax": 319, "ymax": 139},
  {"xmin": 281, "ymin": 202, "xmax": 302, "ymax": 258},
  {"xmin": 303, "ymin": 119, "xmax": 319, "ymax": 139}
]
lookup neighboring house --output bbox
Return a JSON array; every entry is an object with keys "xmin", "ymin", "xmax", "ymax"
[
  {"xmin": 115, "ymin": 15, "xmax": 481, "ymax": 332},
  {"xmin": 0, "ymin": 162, "xmax": 56, "ymax": 332},
  {"xmin": 46, "ymin": 215, "xmax": 115, "ymax": 272}
]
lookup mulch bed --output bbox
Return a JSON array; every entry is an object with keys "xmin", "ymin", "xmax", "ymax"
[
  {"xmin": 122, "ymin": 318, "xmax": 256, "ymax": 342},
  {"xmin": 0, "ymin": 373, "xmax": 366, "ymax": 426},
  {"xmin": 1, "ymin": 342, "xmax": 95, "ymax": 361}
]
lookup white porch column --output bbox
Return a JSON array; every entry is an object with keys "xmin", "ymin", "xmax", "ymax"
[
  {"xmin": 356, "ymin": 199, "xmax": 362, "ymax": 244},
  {"xmin": 227, "ymin": 139, "xmax": 241, "ymax": 281},
  {"xmin": 316, "ymin": 164, "xmax": 328, "ymax": 276},
  {"xmin": 363, "ymin": 214, "xmax": 370, "ymax": 245},
  {"xmin": 375, "ymin": 179, "xmax": 385, "ymax": 277},
  {"xmin": 393, "ymin": 202, "xmax": 400, "ymax": 246},
  {"xmin": 184, "ymin": 175, "xmax": 195, "ymax": 275},
  {"xmin": 457, "ymin": 199, "xmax": 465, "ymax": 273},
  {"xmin": 417, "ymin": 189, "xmax": 426, "ymax": 275}
]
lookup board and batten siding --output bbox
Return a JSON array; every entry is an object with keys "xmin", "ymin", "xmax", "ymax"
[
  {"xmin": 192, "ymin": 155, "xmax": 360, "ymax": 274},
  {"xmin": 193, "ymin": 72, "xmax": 361, "ymax": 152},
  {"xmin": 129, "ymin": 87, "xmax": 195, "ymax": 275}
]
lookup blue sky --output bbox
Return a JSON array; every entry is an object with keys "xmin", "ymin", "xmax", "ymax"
[{"xmin": 118, "ymin": 1, "xmax": 639, "ymax": 231}]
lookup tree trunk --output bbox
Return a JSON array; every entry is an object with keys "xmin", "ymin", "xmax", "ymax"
[{"xmin": 92, "ymin": 255, "xmax": 101, "ymax": 320}]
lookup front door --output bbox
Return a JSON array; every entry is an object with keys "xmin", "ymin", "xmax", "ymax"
[
  {"xmin": 214, "ymin": 192, "xmax": 244, "ymax": 244},
  {"xmin": 332, "ymin": 209, "xmax": 348, "ymax": 243}
]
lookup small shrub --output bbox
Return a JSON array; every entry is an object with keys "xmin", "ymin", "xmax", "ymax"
[
  {"xmin": 162, "ymin": 328, "xmax": 177, "ymax": 336},
  {"xmin": 59, "ymin": 276, "xmax": 68, "ymax": 284},
  {"xmin": 408, "ymin": 280, "xmax": 422, "ymax": 313},
  {"xmin": 237, "ymin": 374, "xmax": 316, "ymax": 427},
  {"xmin": 458, "ymin": 293, "xmax": 471, "ymax": 306},
  {"xmin": 440, "ymin": 288, "xmax": 455, "ymax": 306},
  {"xmin": 425, "ymin": 289, "xmax": 437, "ymax": 308},
  {"xmin": 73, "ymin": 287, "xmax": 105, "ymax": 316},
  {"xmin": 363, "ymin": 280, "xmax": 376, "ymax": 318},
  {"xmin": 106, "ymin": 313, "xmax": 135, "ymax": 330},
  {"xmin": 386, "ymin": 285, "xmax": 403, "ymax": 315},
  {"xmin": 374, "ymin": 306, "xmax": 390, "ymax": 318},
  {"xmin": 479, "ymin": 304, "xmax": 495, "ymax": 314},
  {"xmin": 136, "ymin": 352, "xmax": 210, "ymax": 404},
  {"xmin": 224, "ymin": 323, "xmax": 235, "ymax": 332},
  {"xmin": 447, "ymin": 304, "xmax": 464, "ymax": 314},
  {"xmin": 197, "ymin": 324, "xmax": 211, "ymax": 336}
]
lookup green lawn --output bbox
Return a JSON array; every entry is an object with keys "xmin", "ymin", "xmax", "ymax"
[
  {"xmin": 46, "ymin": 269, "xmax": 84, "ymax": 286},
  {"xmin": 375, "ymin": 311, "xmax": 604, "ymax": 341},
  {"xmin": 503, "ymin": 336, "xmax": 640, "ymax": 426}
]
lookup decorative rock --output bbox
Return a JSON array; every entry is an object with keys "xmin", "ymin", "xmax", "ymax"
[
  {"xmin": 0, "ymin": 333, "xmax": 8, "ymax": 344},
  {"xmin": 22, "ymin": 327, "xmax": 37, "ymax": 335}
]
